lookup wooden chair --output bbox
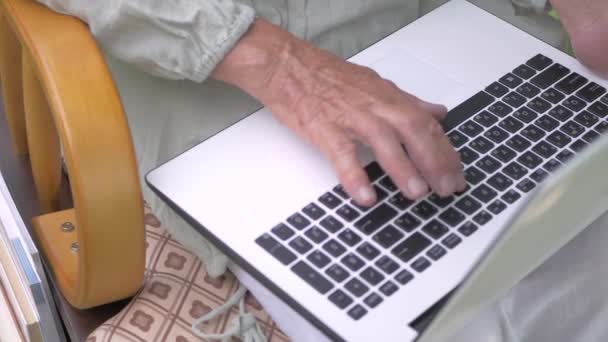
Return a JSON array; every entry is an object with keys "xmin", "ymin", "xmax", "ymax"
[{"xmin": 0, "ymin": 0, "xmax": 145, "ymax": 310}]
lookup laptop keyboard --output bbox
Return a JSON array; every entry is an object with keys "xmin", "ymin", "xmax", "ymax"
[{"xmin": 255, "ymin": 54, "xmax": 608, "ymax": 321}]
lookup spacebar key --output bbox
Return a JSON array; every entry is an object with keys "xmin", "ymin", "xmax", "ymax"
[
  {"xmin": 291, "ymin": 261, "xmax": 334, "ymax": 295},
  {"xmin": 355, "ymin": 203, "xmax": 398, "ymax": 235}
]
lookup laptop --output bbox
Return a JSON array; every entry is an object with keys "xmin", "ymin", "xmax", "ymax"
[{"xmin": 147, "ymin": 1, "xmax": 608, "ymax": 340}]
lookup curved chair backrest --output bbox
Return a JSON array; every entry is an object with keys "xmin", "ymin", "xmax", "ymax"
[{"xmin": 0, "ymin": 0, "xmax": 145, "ymax": 309}]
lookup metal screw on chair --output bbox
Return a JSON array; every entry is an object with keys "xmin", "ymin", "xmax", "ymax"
[
  {"xmin": 70, "ymin": 242, "xmax": 79, "ymax": 253},
  {"xmin": 61, "ymin": 222, "xmax": 75, "ymax": 232}
]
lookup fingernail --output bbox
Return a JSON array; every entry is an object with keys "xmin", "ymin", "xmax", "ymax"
[
  {"xmin": 407, "ymin": 176, "xmax": 429, "ymax": 198},
  {"xmin": 357, "ymin": 186, "xmax": 376, "ymax": 204},
  {"xmin": 440, "ymin": 174, "xmax": 457, "ymax": 195}
]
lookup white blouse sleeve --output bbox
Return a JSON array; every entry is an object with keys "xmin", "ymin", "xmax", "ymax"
[{"xmin": 37, "ymin": 0, "xmax": 255, "ymax": 82}]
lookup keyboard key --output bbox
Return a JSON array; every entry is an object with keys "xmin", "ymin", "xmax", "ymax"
[
  {"xmin": 561, "ymin": 120, "xmax": 585, "ymax": 138},
  {"xmin": 470, "ymin": 136, "xmax": 495, "ymax": 154},
  {"xmin": 361, "ymin": 267, "xmax": 385, "ymax": 286},
  {"xmin": 491, "ymin": 145, "xmax": 517, "ymax": 163},
  {"xmin": 459, "ymin": 147, "xmax": 480, "ymax": 165},
  {"xmin": 556, "ymin": 150, "xmax": 575, "ymax": 163},
  {"xmin": 473, "ymin": 211, "xmax": 493, "ymax": 226},
  {"xmin": 411, "ymin": 257, "xmax": 432, "ymax": 273},
  {"xmin": 518, "ymin": 151, "xmax": 543, "ymax": 169},
  {"xmin": 563, "ymin": 96, "xmax": 586, "ymax": 112},
  {"xmin": 364, "ymin": 293, "xmax": 384, "ymax": 309},
  {"xmin": 256, "ymin": 234, "xmax": 297, "ymax": 265},
  {"xmin": 333, "ymin": 185, "xmax": 350, "ymax": 199},
  {"xmin": 487, "ymin": 173, "xmax": 514, "ymax": 191},
  {"xmin": 476, "ymin": 156, "xmax": 502, "ymax": 174},
  {"xmin": 380, "ymin": 281, "xmax": 399, "ymax": 296},
  {"xmin": 319, "ymin": 192, "xmax": 342, "ymax": 210},
  {"xmin": 516, "ymin": 179, "xmax": 536, "ymax": 193},
  {"xmin": 412, "ymin": 201, "xmax": 438, "ymax": 220},
  {"xmin": 373, "ymin": 225, "xmax": 404, "ymax": 248},
  {"xmin": 357, "ymin": 242, "xmax": 381, "ymax": 261},
  {"xmin": 530, "ymin": 63, "xmax": 570, "ymax": 89},
  {"xmin": 555, "ymin": 72, "xmax": 588, "ymax": 94},
  {"xmin": 576, "ymin": 82, "xmax": 606, "ymax": 102},
  {"xmin": 589, "ymin": 101, "xmax": 608, "ymax": 118},
  {"xmin": 532, "ymin": 141, "xmax": 558, "ymax": 158},
  {"xmin": 489, "ymin": 102, "xmax": 513, "ymax": 117},
  {"xmin": 499, "ymin": 73, "xmax": 523, "ymax": 88},
  {"xmin": 464, "ymin": 166, "xmax": 487, "ymax": 186},
  {"xmin": 375, "ymin": 256, "xmax": 400, "ymax": 275},
  {"xmin": 574, "ymin": 111, "xmax": 599, "ymax": 128},
  {"xmin": 388, "ymin": 193, "xmax": 415, "ymax": 211},
  {"xmin": 394, "ymin": 213, "xmax": 422, "ymax": 232},
  {"xmin": 442, "ymin": 233, "xmax": 462, "ymax": 249},
  {"xmin": 528, "ymin": 97, "xmax": 552, "ymax": 113},
  {"xmin": 455, "ymin": 196, "xmax": 482, "ymax": 215},
  {"xmin": 320, "ymin": 215, "xmax": 344, "ymax": 233},
  {"xmin": 595, "ymin": 121, "xmax": 608, "ymax": 134},
  {"xmin": 272, "ymin": 223, "xmax": 295, "ymax": 240},
  {"xmin": 426, "ymin": 245, "xmax": 447, "ymax": 261},
  {"xmin": 502, "ymin": 162, "xmax": 528, "ymax": 180},
  {"xmin": 474, "ymin": 111, "xmax": 499, "ymax": 127},
  {"xmin": 546, "ymin": 131, "xmax": 572, "ymax": 148},
  {"xmin": 526, "ymin": 54, "xmax": 553, "ymax": 70},
  {"xmin": 290, "ymin": 236, "xmax": 313, "ymax": 254},
  {"xmin": 484, "ymin": 127, "xmax": 509, "ymax": 144},
  {"xmin": 338, "ymin": 229, "xmax": 362, "ymax": 247},
  {"xmin": 395, "ymin": 270, "xmax": 415, "ymax": 285},
  {"xmin": 448, "ymin": 130, "xmax": 469, "ymax": 148},
  {"xmin": 458, "ymin": 222, "xmax": 479, "ymax": 236},
  {"xmin": 583, "ymin": 130, "xmax": 600, "ymax": 143},
  {"xmin": 513, "ymin": 64, "xmax": 537, "ymax": 79},
  {"xmin": 345, "ymin": 278, "xmax": 369, "ymax": 298},
  {"xmin": 347, "ymin": 304, "xmax": 368, "ymax": 320},
  {"xmin": 365, "ymin": 161, "xmax": 384, "ymax": 182},
  {"xmin": 379, "ymin": 176, "xmax": 398, "ymax": 192},
  {"xmin": 355, "ymin": 203, "xmax": 398, "ymax": 235},
  {"xmin": 303, "ymin": 203, "xmax": 326, "ymax": 220},
  {"xmin": 336, "ymin": 205, "xmax": 360, "ymax": 222},
  {"xmin": 541, "ymin": 88, "xmax": 566, "ymax": 104},
  {"xmin": 329, "ymin": 289, "xmax": 354, "ymax": 309},
  {"xmin": 506, "ymin": 135, "xmax": 532, "ymax": 152},
  {"xmin": 535, "ymin": 116, "xmax": 560, "ymax": 131},
  {"xmin": 472, "ymin": 184, "xmax": 498, "ymax": 203},
  {"xmin": 501, "ymin": 190, "xmax": 522, "ymax": 204},
  {"xmin": 543, "ymin": 159, "xmax": 562, "ymax": 173},
  {"xmin": 513, "ymin": 107, "xmax": 538, "ymax": 123},
  {"xmin": 439, "ymin": 207, "xmax": 466, "ymax": 227},
  {"xmin": 323, "ymin": 239, "xmax": 347, "ymax": 257},
  {"xmin": 292, "ymin": 261, "xmax": 334, "ymax": 294},
  {"xmin": 488, "ymin": 200, "xmax": 507, "ymax": 215},
  {"xmin": 499, "ymin": 117, "xmax": 524, "ymax": 133},
  {"xmin": 422, "ymin": 220, "xmax": 449, "ymax": 240},
  {"xmin": 392, "ymin": 232, "xmax": 431, "ymax": 263},
  {"xmin": 521, "ymin": 125, "xmax": 546, "ymax": 142},
  {"xmin": 287, "ymin": 213, "xmax": 311, "ymax": 230},
  {"xmin": 341, "ymin": 253, "xmax": 366, "ymax": 271},
  {"xmin": 459, "ymin": 121, "xmax": 484, "ymax": 137},
  {"xmin": 517, "ymin": 83, "xmax": 541, "ymax": 98},
  {"xmin": 486, "ymin": 82, "xmax": 509, "ymax": 97},
  {"xmin": 307, "ymin": 250, "xmax": 331, "ymax": 268},
  {"xmin": 428, "ymin": 194, "xmax": 455, "ymax": 208},
  {"xmin": 503, "ymin": 92, "xmax": 527, "ymax": 108},
  {"xmin": 325, "ymin": 264, "xmax": 349, "ymax": 283},
  {"xmin": 548, "ymin": 105, "xmax": 573, "ymax": 122},
  {"xmin": 530, "ymin": 169, "xmax": 549, "ymax": 183},
  {"xmin": 305, "ymin": 226, "xmax": 329, "ymax": 243},
  {"xmin": 603, "ymin": 95, "xmax": 608, "ymax": 105},
  {"xmin": 570, "ymin": 139, "xmax": 588, "ymax": 153}
]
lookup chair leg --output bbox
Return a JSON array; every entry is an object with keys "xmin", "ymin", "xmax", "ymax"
[
  {"xmin": 22, "ymin": 50, "xmax": 61, "ymax": 213},
  {"xmin": 0, "ymin": 14, "xmax": 28, "ymax": 155}
]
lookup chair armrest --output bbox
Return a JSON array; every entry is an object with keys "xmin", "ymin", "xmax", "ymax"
[{"xmin": 1, "ymin": 0, "xmax": 145, "ymax": 308}]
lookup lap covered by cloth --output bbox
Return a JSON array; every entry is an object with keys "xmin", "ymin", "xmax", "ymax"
[{"xmin": 101, "ymin": 0, "xmax": 608, "ymax": 341}]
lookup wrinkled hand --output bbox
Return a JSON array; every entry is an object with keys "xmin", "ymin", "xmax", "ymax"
[{"xmin": 213, "ymin": 19, "xmax": 466, "ymax": 206}]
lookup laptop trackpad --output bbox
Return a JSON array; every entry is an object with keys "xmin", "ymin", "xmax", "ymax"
[{"xmin": 371, "ymin": 49, "xmax": 464, "ymax": 105}]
